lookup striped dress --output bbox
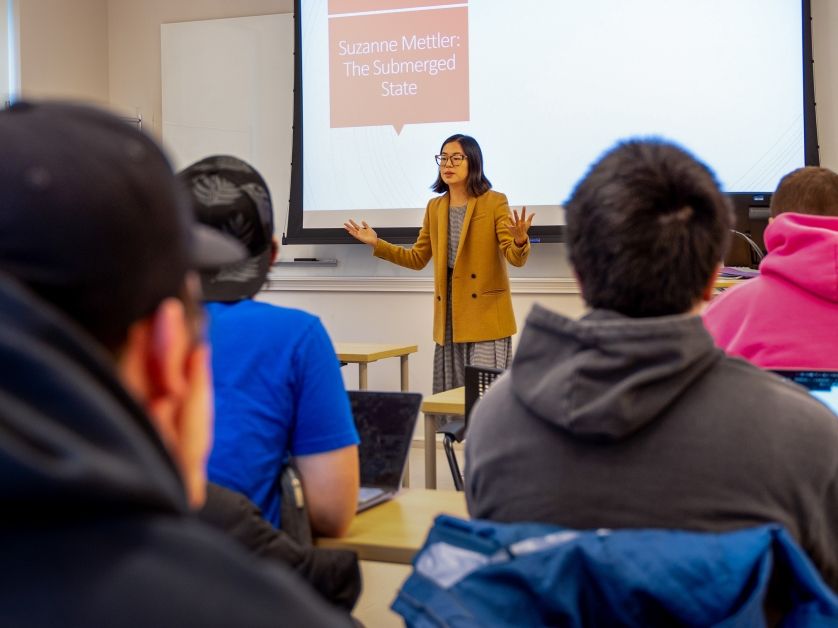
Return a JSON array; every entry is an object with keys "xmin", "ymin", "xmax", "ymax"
[{"xmin": 432, "ymin": 203, "xmax": 511, "ymax": 395}]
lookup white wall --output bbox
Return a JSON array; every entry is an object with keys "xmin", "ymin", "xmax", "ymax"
[
  {"xmin": 107, "ymin": 0, "xmax": 291, "ymax": 133},
  {"xmin": 160, "ymin": 13, "xmax": 294, "ymax": 243},
  {"xmin": 16, "ymin": 0, "xmax": 109, "ymax": 103}
]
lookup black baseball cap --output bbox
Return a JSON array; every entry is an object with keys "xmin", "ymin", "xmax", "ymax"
[
  {"xmin": 179, "ymin": 155, "xmax": 275, "ymax": 302},
  {"xmin": 0, "ymin": 101, "xmax": 245, "ymax": 348}
]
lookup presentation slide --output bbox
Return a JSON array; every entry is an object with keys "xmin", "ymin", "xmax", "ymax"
[{"xmin": 300, "ymin": 0, "xmax": 805, "ymax": 230}]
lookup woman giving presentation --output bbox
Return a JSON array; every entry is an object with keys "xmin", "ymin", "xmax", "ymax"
[{"xmin": 345, "ymin": 133, "xmax": 533, "ymax": 392}]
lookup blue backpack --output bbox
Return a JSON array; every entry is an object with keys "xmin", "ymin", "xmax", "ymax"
[{"xmin": 392, "ymin": 516, "xmax": 838, "ymax": 627}]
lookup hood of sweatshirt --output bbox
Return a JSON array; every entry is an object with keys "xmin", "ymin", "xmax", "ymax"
[
  {"xmin": 0, "ymin": 276, "xmax": 188, "ymax": 521},
  {"xmin": 760, "ymin": 212, "xmax": 838, "ymax": 303},
  {"xmin": 510, "ymin": 304, "xmax": 723, "ymax": 442}
]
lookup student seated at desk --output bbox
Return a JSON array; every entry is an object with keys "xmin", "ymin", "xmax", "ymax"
[
  {"xmin": 465, "ymin": 139, "xmax": 838, "ymax": 592},
  {"xmin": 0, "ymin": 102, "xmax": 351, "ymax": 627},
  {"xmin": 180, "ymin": 156, "xmax": 359, "ymax": 537},
  {"xmin": 704, "ymin": 166, "xmax": 838, "ymax": 368}
]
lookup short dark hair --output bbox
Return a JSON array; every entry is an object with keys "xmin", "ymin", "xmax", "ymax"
[
  {"xmin": 431, "ymin": 134, "xmax": 492, "ymax": 197},
  {"xmin": 770, "ymin": 166, "xmax": 838, "ymax": 218},
  {"xmin": 565, "ymin": 139, "xmax": 733, "ymax": 317}
]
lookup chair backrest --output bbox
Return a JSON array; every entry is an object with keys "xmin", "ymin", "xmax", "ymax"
[
  {"xmin": 279, "ymin": 462, "xmax": 312, "ymax": 546},
  {"xmin": 464, "ymin": 365, "xmax": 504, "ymax": 427}
]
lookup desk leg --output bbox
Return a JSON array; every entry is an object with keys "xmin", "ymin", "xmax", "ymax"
[
  {"xmin": 400, "ymin": 356, "xmax": 411, "ymax": 487},
  {"xmin": 424, "ymin": 413, "xmax": 436, "ymax": 489},
  {"xmin": 402, "ymin": 458, "xmax": 410, "ymax": 488},
  {"xmin": 399, "ymin": 355, "xmax": 413, "ymax": 487},
  {"xmin": 358, "ymin": 363, "xmax": 368, "ymax": 390},
  {"xmin": 400, "ymin": 355, "xmax": 409, "ymax": 392}
]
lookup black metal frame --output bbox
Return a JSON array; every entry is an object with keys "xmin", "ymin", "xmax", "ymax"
[{"xmin": 439, "ymin": 365, "xmax": 504, "ymax": 492}]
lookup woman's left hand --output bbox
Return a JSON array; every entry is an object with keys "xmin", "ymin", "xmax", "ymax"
[{"xmin": 507, "ymin": 207, "xmax": 535, "ymax": 246}]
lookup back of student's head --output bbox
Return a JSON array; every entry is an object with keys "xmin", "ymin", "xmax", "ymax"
[
  {"xmin": 770, "ymin": 166, "xmax": 838, "ymax": 218},
  {"xmin": 0, "ymin": 101, "xmax": 239, "ymax": 353},
  {"xmin": 565, "ymin": 139, "xmax": 733, "ymax": 317},
  {"xmin": 179, "ymin": 156, "xmax": 275, "ymax": 302}
]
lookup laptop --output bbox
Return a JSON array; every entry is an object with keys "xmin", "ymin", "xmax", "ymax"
[
  {"xmin": 349, "ymin": 390, "xmax": 422, "ymax": 512},
  {"xmin": 773, "ymin": 370, "xmax": 838, "ymax": 416}
]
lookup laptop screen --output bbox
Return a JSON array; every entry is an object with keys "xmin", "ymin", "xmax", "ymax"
[
  {"xmin": 348, "ymin": 390, "xmax": 422, "ymax": 489},
  {"xmin": 773, "ymin": 370, "xmax": 838, "ymax": 416}
]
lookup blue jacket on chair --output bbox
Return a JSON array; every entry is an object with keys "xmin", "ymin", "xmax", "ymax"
[{"xmin": 392, "ymin": 516, "xmax": 838, "ymax": 628}]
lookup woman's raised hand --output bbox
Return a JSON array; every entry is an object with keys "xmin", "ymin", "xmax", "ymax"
[
  {"xmin": 344, "ymin": 219, "xmax": 379, "ymax": 246},
  {"xmin": 507, "ymin": 207, "xmax": 535, "ymax": 246}
]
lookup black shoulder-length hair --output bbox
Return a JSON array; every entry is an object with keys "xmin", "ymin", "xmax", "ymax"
[{"xmin": 431, "ymin": 133, "xmax": 492, "ymax": 197}]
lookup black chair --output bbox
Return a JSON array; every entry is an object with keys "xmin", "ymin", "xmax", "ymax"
[{"xmin": 437, "ymin": 365, "xmax": 504, "ymax": 491}]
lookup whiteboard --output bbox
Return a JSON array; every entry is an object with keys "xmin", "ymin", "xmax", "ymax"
[{"xmin": 161, "ymin": 14, "xmax": 294, "ymax": 232}]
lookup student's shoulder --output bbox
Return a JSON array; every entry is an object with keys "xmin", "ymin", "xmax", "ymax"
[
  {"xmin": 702, "ymin": 279, "xmax": 764, "ymax": 334},
  {"xmin": 714, "ymin": 356, "xmax": 838, "ymax": 433},
  {"xmin": 706, "ymin": 275, "xmax": 763, "ymax": 308},
  {"xmin": 209, "ymin": 299, "xmax": 320, "ymax": 327}
]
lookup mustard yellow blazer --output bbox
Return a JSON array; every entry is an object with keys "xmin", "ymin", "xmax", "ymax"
[{"xmin": 373, "ymin": 189, "xmax": 530, "ymax": 344}]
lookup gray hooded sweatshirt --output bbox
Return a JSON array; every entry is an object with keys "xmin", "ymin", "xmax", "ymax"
[{"xmin": 465, "ymin": 304, "xmax": 838, "ymax": 591}]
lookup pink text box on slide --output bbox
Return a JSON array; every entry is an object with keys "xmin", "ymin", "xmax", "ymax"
[
  {"xmin": 328, "ymin": 0, "xmax": 464, "ymax": 15},
  {"xmin": 329, "ymin": 5, "xmax": 469, "ymax": 134}
]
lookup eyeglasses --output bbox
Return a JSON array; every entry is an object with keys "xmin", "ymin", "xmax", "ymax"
[{"xmin": 435, "ymin": 153, "xmax": 467, "ymax": 167}]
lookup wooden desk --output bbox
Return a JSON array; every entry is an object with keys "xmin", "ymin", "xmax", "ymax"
[
  {"xmin": 336, "ymin": 342, "xmax": 419, "ymax": 487},
  {"xmin": 420, "ymin": 387, "xmax": 465, "ymax": 489},
  {"xmin": 334, "ymin": 342, "xmax": 418, "ymax": 391},
  {"xmin": 317, "ymin": 489, "xmax": 467, "ymax": 564}
]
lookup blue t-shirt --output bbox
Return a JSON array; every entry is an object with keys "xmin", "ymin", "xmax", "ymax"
[{"xmin": 205, "ymin": 300, "xmax": 359, "ymax": 527}]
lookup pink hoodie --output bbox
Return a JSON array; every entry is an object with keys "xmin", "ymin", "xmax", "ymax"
[{"xmin": 703, "ymin": 212, "xmax": 838, "ymax": 368}]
